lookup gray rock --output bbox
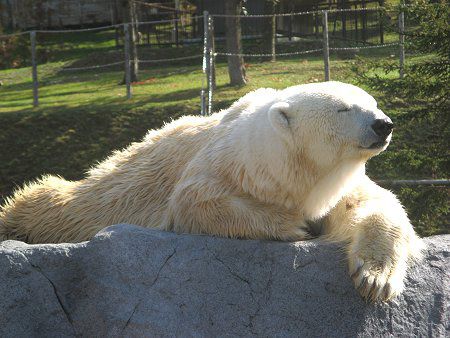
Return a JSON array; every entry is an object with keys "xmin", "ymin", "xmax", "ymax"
[{"xmin": 0, "ymin": 224, "xmax": 448, "ymax": 338}]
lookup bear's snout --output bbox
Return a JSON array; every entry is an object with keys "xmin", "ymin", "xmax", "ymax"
[{"xmin": 371, "ymin": 118, "xmax": 393, "ymax": 139}]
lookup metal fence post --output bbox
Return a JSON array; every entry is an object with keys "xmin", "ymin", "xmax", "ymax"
[
  {"xmin": 322, "ymin": 10, "xmax": 330, "ymax": 81},
  {"xmin": 207, "ymin": 16, "xmax": 214, "ymax": 115},
  {"xmin": 30, "ymin": 31, "xmax": 39, "ymax": 107},
  {"xmin": 124, "ymin": 24, "xmax": 132, "ymax": 99},
  {"xmin": 200, "ymin": 89, "xmax": 206, "ymax": 116},
  {"xmin": 272, "ymin": 14, "xmax": 276, "ymax": 62},
  {"xmin": 399, "ymin": 11, "xmax": 405, "ymax": 79},
  {"xmin": 201, "ymin": 10, "xmax": 209, "ymax": 115}
]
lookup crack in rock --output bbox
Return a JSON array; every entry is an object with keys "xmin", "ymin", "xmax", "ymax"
[
  {"xmin": 248, "ymin": 249, "xmax": 275, "ymax": 335},
  {"xmin": 121, "ymin": 301, "xmax": 140, "ymax": 334},
  {"xmin": 205, "ymin": 242, "xmax": 251, "ymax": 286},
  {"xmin": 18, "ymin": 251, "xmax": 78, "ymax": 337},
  {"xmin": 148, "ymin": 247, "xmax": 177, "ymax": 288},
  {"xmin": 120, "ymin": 247, "xmax": 177, "ymax": 334}
]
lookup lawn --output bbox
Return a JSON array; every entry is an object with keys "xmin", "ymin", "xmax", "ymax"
[{"xmin": 0, "ymin": 30, "xmax": 447, "ymax": 236}]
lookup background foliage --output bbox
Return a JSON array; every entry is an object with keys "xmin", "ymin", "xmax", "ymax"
[{"xmin": 354, "ymin": 0, "xmax": 449, "ymax": 235}]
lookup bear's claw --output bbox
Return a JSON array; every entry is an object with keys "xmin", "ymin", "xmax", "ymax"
[{"xmin": 349, "ymin": 256, "xmax": 404, "ymax": 303}]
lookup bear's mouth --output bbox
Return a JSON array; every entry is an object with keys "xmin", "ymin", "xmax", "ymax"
[
  {"xmin": 360, "ymin": 141, "xmax": 388, "ymax": 150},
  {"xmin": 368, "ymin": 141, "xmax": 387, "ymax": 149}
]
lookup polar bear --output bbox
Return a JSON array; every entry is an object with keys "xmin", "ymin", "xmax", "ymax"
[{"xmin": 0, "ymin": 81, "xmax": 422, "ymax": 302}]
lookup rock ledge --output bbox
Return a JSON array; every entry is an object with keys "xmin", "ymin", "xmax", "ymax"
[{"xmin": 1, "ymin": 224, "xmax": 449, "ymax": 337}]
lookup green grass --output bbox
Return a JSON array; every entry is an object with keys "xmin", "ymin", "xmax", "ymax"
[
  {"xmin": 0, "ymin": 53, "xmax": 337, "ymax": 191},
  {"xmin": 0, "ymin": 45, "xmax": 357, "ymax": 195},
  {"xmin": 0, "ymin": 30, "xmax": 447, "ymax": 236}
]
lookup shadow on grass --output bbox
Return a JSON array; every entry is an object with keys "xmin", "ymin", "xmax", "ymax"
[
  {"xmin": 0, "ymin": 97, "xmax": 197, "ymax": 199},
  {"xmin": 1, "ymin": 87, "xmax": 107, "ymax": 102},
  {"xmin": 0, "ymin": 75, "xmax": 246, "ymax": 198}
]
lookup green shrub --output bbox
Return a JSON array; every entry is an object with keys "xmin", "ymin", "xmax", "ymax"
[{"xmin": 354, "ymin": 0, "xmax": 449, "ymax": 236}]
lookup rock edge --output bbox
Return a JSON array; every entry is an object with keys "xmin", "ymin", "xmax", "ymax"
[{"xmin": 1, "ymin": 224, "xmax": 449, "ymax": 337}]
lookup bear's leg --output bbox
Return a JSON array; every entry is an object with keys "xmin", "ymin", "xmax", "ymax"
[
  {"xmin": 322, "ymin": 177, "xmax": 423, "ymax": 302},
  {"xmin": 164, "ymin": 179, "xmax": 311, "ymax": 241},
  {"xmin": 0, "ymin": 175, "xmax": 92, "ymax": 244},
  {"xmin": 166, "ymin": 195, "xmax": 312, "ymax": 241}
]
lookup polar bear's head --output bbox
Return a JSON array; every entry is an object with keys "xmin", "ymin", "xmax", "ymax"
[
  {"xmin": 220, "ymin": 82, "xmax": 393, "ymax": 214},
  {"xmin": 266, "ymin": 81, "xmax": 393, "ymax": 168}
]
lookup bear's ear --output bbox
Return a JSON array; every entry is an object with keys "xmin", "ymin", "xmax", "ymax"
[{"xmin": 268, "ymin": 102, "xmax": 292, "ymax": 139}]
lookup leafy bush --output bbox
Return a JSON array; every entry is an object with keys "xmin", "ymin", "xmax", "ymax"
[{"xmin": 354, "ymin": 0, "xmax": 449, "ymax": 236}]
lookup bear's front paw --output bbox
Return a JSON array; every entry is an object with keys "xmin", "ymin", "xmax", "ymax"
[{"xmin": 349, "ymin": 255, "xmax": 405, "ymax": 302}]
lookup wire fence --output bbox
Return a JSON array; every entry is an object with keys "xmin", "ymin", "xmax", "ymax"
[
  {"xmin": 206, "ymin": 8, "xmax": 406, "ymax": 110},
  {"xmin": 1, "ymin": 7, "xmax": 406, "ymax": 113},
  {"xmin": 376, "ymin": 180, "xmax": 450, "ymax": 187},
  {"xmin": 0, "ymin": 7, "xmax": 447, "ymax": 187}
]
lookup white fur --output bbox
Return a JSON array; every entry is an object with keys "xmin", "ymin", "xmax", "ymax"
[
  {"xmin": 0, "ymin": 81, "xmax": 422, "ymax": 302},
  {"xmin": 303, "ymin": 160, "xmax": 365, "ymax": 220}
]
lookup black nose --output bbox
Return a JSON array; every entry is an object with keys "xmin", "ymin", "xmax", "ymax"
[{"xmin": 371, "ymin": 118, "xmax": 394, "ymax": 138}]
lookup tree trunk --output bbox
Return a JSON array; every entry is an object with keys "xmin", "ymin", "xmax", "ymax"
[
  {"xmin": 122, "ymin": 0, "xmax": 138, "ymax": 83},
  {"xmin": 224, "ymin": 0, "xmax": 247, "ymax": 86},
  {"xmin": 130, "ymin": 0, "xmax": 139, "ymax": 80},
  {"xmin": 113, "ymin": 0, "xmax": 120, "ymax": 48},
  {"xmin": 262, "ymin": 0, "xmax": 276, "ymax": 62}
]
